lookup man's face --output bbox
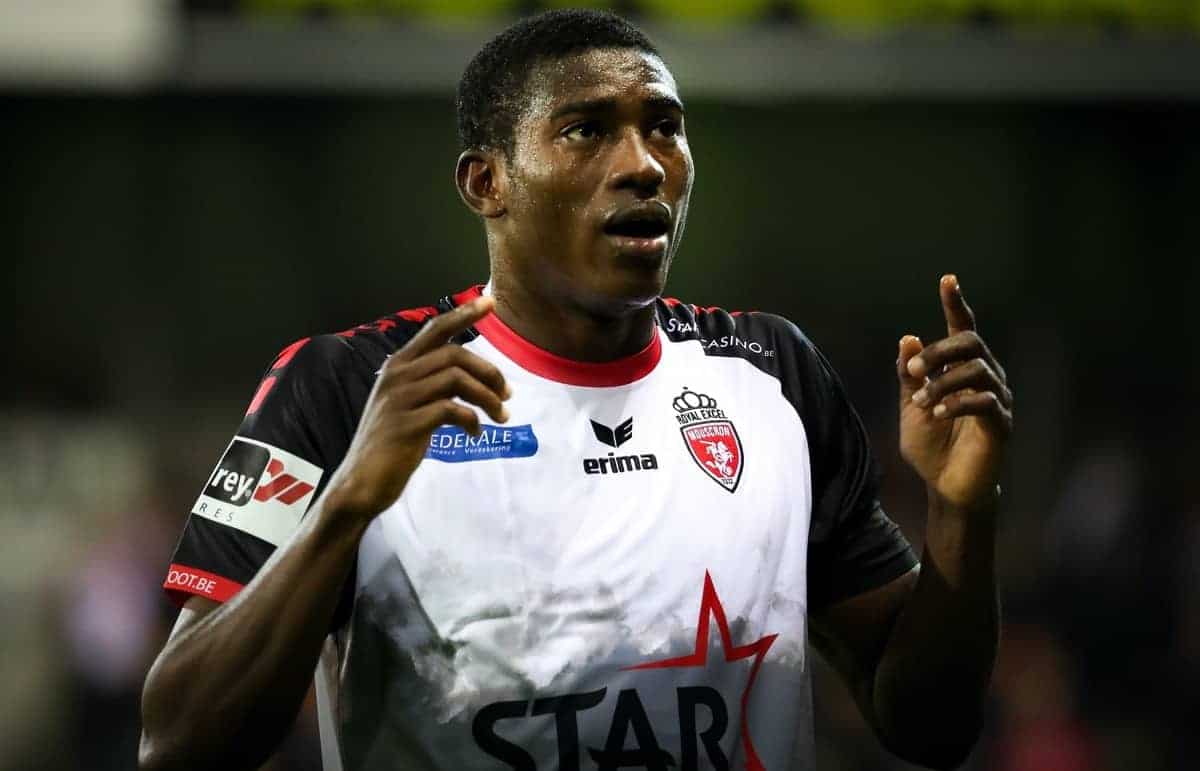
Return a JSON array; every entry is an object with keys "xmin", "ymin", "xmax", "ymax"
[{"xmin": 496, "ymin": 47, "xmax": 693, "ymax": 314}]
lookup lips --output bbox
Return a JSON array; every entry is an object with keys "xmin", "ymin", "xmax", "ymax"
[{"xmin": 603, "ymin": 202, "xmax": 672, "ymax": 240}]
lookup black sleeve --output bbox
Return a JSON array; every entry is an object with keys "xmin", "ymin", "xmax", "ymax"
[
  {"xmin": 771, "ymin": 319, "xmax": 918, "ymax": 609},
  {"xmin": 163, "ymin": 334, "xmax": 373, "ymax": 609}
]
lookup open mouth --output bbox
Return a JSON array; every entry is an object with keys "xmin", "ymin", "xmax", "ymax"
[{"xmin": 603, "ymin": 204, "xmax": 672, "ymax": 240}]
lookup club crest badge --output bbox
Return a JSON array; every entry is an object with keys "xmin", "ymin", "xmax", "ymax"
[{"xmin": 673, "ymin": 388, "xmax": 744, "ymax": 493}]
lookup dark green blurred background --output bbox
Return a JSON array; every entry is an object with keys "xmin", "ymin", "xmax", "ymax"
[
  {"xmin": 8, "ymin": 97, "xmax": 1198, "ymax": 417},
  {"xmin": 3, "ymin": 4, "xmax": 1200, "ymax": 771}
]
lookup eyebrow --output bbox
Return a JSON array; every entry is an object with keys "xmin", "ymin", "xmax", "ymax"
[{"xmin": 548, "ymin": 94, "xmax": 685, "ymax": 122}]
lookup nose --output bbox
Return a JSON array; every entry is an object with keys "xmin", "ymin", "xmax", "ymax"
[{"xmin": 610, "ymin": 128, "xmax": 666, "ymax": 197}]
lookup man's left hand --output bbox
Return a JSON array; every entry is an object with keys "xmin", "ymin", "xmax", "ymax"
[{"xmin": 897, "ymin": 274, "xmax": 1013, "ymax": 511}]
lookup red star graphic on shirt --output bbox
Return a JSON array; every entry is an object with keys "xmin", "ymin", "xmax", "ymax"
[{"xmin": 623, "ymin": 571, "xmax": 779, "ymax": 771}]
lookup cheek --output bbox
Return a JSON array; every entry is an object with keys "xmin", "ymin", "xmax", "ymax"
[
  {"xmin": 673, "ymin": 145, "xmax": 696, "ymax": 193},
  {"xmin": 668, "ymin": 152, "xmax": 695, "ymax": 229},
  {"xmin": 513, "ymin": 155, "xmax": 593, "ymax": 221}
]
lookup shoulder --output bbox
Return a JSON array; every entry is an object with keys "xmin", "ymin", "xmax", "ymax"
[
  {"xmin": 244, "ymin": 297, "xmax": 452, "ymax": 419},
  {"xmin": 655, "ymin": 296, "xmax": 859, "ymax": 434},
  {"xmin": 324, "ymin": 301, "xmax": 443, "ymax": 364},
  {"xmin": 260, "ymin": 298, "xmax": 449, "ymax": 383},
  {"xmin": 655, "ymin": 296, "xmax": 826, "ymax": 377}
]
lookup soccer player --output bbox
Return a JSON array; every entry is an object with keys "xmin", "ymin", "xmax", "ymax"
[{"xmin": 139, "ymin": 10, "xmax": 1012, "ymax": 771}]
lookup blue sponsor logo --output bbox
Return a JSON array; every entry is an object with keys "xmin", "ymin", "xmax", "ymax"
[{"xmin": 425, "ymin": 424, "xmax": 539, "ymax": 463}]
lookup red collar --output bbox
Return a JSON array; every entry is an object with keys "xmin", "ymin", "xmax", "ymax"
[{"xmin": 452, "ymin": 285, "xmax": 662, "ymax": 387}]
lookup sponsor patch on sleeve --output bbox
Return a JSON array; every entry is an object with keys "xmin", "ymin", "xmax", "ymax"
[
  {"xmin": 163, "ymin": 563, "xmax": 245, "ymax": 603},
  {"xmin": 191, "ymin": 437, "xmax": 324, "ymax": 546}
]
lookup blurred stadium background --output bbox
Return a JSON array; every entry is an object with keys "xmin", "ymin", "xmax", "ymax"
[{"xmin": 3, "ymin": 1, "xmax": 1199, "ymax": 769}]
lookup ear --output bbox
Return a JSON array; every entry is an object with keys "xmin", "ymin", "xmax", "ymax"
[{"xmin": 455, "ymin": 149, "xmax": 507, "ymax": 218}]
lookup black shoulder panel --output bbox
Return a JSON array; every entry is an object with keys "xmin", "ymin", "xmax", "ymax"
[{"xmin": 656, "ymin": 298, "xmax": 917, "ymax": 608}]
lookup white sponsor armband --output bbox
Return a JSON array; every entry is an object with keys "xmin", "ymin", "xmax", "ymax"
[{"xmin": 191, "ymin": 436, "xmax": 324, "ymax": 546}]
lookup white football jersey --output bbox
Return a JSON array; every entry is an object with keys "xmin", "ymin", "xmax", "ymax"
[{"xmin": 165, "ymin": 285, "xmax": 916, "ymax": 770}]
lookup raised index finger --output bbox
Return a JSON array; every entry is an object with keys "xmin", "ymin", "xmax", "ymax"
[
  {"xmin": 394, "ymin": 295, "xmax": 496, "ymax": 361},
  {"xmin": 940, "ymin": 274, "xmax": 976, "ymax": 336}
]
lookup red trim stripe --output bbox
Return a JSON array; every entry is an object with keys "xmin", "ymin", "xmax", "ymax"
[
  {"xmin": 245, "ymin": 375, "xmax": 277, "ymax": 416},
  {"xmin": 247, "ymin": 374, "xmax": 277, "ymax": 413},
  {"xmin": 455, "ymin": 285, "xmax": 663, "ymax": 387},
  {"xmin": 396, "ymin": 306, "xmax": 437, "ymax": 323},
  {"xmin": 271, "ymin": 337, "xmax": 310, "ymax": 371},
  {"xmin": 452, "ymin": 285, "xmax": 484, "ymax": 307},
  {"xmin": 662, "ymin": 297, "xmax": 749, "ymax": 316},
  {"xmin": 275, "ymin": 481, "xmax": 315, "ymax": 505},
  {"xmin": 163, "ymin": 563, "xmax": 244, "ymax": 606}
]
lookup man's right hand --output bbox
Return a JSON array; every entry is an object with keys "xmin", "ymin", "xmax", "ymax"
[
  {"xmin": 141, "ymin": 296, "xmax": 509, "ymax": 771},
  {"xmin": 323, "ymin": 295, "xmax": 511, "ymax": 525}
]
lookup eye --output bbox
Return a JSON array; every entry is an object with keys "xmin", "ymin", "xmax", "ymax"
[
  {"xmin": 563, "ymin": 121, "xmax": 602, "ymax": 142},
  {"xmin": 653, "ymin": 119, "xmax": 681, "ymax": 139}
]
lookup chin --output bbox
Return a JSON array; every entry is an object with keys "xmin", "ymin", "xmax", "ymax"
[{"xmin": 596, "ymin": 263, "xmax": 670, "ymax": 312}]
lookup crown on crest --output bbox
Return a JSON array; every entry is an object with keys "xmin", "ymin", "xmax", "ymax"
[{"xmin": 673, "ymin": 388, "xmax": 717, "ymax": 413}]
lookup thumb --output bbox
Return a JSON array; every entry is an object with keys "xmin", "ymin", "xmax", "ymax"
[{"xmin": 897, "ymin": 335, "xmax": 925, "ymax": 403}]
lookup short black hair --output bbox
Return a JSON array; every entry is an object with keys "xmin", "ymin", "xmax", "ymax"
[{"xmin": 456, "ymin": 9, "xmax": 661, "ymax": 157}]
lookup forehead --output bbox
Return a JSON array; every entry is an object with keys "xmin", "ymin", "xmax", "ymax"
[{"xmin": 520, "ymin": 48, "xmax": 680, "ymax": 122}]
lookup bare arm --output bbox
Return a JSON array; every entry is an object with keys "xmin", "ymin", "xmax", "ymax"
[
  {"xmin": 874, "ymin": 494, "xmax": 998, "ymax": 767},
  {"xmin": 812, "ymin": 495, "xmax": 998, "ymax": 769},
  {"xmin": 139, "ymin": 296, "xmax": 511, "ymax": 771},
  {"xmin": 812, "ymin": 275, "xmax": 1010, "ymax": 769},
  {"xmin": 138, "ymin": 502, "xmax": 367, "ymax": 771}
]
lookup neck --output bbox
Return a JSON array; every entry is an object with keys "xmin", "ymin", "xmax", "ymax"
[{"xmin": 488, "ymin": 274, "xmax": 658, "ymax": 363}]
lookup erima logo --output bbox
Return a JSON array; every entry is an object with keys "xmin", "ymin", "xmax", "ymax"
[
  {"xmin": 590, "ymin": 417, "xmax": 633, "ymax": 447},
  {"xmin": 584, "ymin": 417, "xmax": 657, "ymax": 475}
]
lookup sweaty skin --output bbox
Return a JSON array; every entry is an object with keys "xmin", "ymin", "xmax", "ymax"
[
  {"xmin": 811, "ymin": 275, "xmax": 1010, "ymax": 768},
  {"xmin": 140, "ymin": 46, "xmax": 1009, "ymax": 771},
  {"xmin": 456, "ymin": 48, "xmax": 693, "ymax": 362}
]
